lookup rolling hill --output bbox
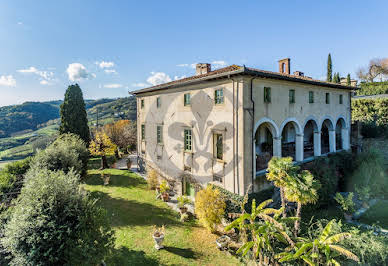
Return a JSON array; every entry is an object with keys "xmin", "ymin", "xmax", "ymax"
[{"xmin": 0, "ymin": 96, "xmax": 137, "ymax": 161}]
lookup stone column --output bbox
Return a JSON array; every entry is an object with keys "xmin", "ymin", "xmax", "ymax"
[
  {"xmin": 295, "ymin": 134, "xmax": 304, "ymax": 162},
  {"xmin": 329, "ymin": 130, "xmax": 336, "ymax": 153},
  {"xmin": 273, "ymin": 137, "xmax": 282, "ymax": 157},
  {"xmin": 341, "ymin": 128, "xmax": 350, "ymax": 150},
  {"xmin": 313, "ymin": 131, "xmax": 321, "ymax": 156}
]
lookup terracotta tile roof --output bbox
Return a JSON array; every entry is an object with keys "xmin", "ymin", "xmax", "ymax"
[{"xmin": 131, "ymin": 64, "xmax": 355, "ymax": 95}]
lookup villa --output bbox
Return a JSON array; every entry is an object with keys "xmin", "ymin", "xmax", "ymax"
[{"xmin": 132, "ymin": 59, "xmax": 354, "ymax": 196}]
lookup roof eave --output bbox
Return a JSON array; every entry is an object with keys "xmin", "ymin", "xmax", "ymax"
[{"xmin": 130, "ymin": 68, "xmax": 245, "ymax": 95}]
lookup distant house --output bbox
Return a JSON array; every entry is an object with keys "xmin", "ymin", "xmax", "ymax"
[{"xmin": 132, "ymin": 59, "xmax": 354, "ymax": 196}]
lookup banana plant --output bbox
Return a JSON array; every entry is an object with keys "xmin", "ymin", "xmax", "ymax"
[
  {"xmin": 225, "ymin": 199, "xmax": 297, "ymax": 264},
  {"xmin": 276, "ymin": 219, "xmax": 359, "ymax": 266}
]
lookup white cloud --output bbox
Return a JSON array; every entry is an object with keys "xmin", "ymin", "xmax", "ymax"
[
  {"xmin": 17, "ymin": 66, "xmax": 54, "ymax": 85},
  {"xmin": 177, "ymin": 64, "xmax": 189, "ymax": 67},
  {"xmin": 174, "ymin": 75, "xmax": 186, "ymax": 80},
  {"xmin": 17, "ymin": 21, "xmax": 23, "ymax": 25},
  {"xmin": 66, "ymin": 63, "xmax": 93, "ymax": 81},
  {"xmin": 146, "ymin": 72, "xmax": 172, "ymax": 86},
  {"xmin": 97, "ymin": 61, "xmax": 115, "ymax": 69},
  {"xmin": 104, "ymin": 83, "xmax": 122, "ymax": 89},
  {"xmin": 0, "ymin": 75, "xmax": 16, "ymax": 87},
  {"xmin": 211, "ymin": 60, "xmax": 227, "ymax": 68},
  {"xmin": 104, "ymin": 69, "xmax": 117, "ymax": 74},
  {"xmin": 132, "ymin": 83, "xmax": 148, "ymax": 88}
]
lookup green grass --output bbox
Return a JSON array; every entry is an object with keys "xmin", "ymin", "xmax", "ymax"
[
  {"xmin": 83, "ymin": 158, "xmax": 240, "ymax": 266},
  {"xmin": 359, "ymin": 200, "xmax": 388, "ymax": 229}
]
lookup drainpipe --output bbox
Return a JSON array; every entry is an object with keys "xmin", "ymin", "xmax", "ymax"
[
  {"xmin": 250, "ymin": 77, "xmax": 257, "ymax": 193},
  {"xmin": 231, "ymin": 76, "xmax": 236, "ymax": 194},
  {"xmin": 236, "ymin": 79, "xmax": 240, "ymax": 195}
]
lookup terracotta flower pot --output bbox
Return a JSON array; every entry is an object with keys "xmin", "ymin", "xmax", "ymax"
[
  {"xmin": 179, "ymin": 206, "xmax": 188, "ymax": 214},
  {"xmin": 162, "ymin": 193, "xmax": 169, "ymax": 202},
  {"xmin": 127, "ymin": 161, "xmax": 132, "ymax": 170}
]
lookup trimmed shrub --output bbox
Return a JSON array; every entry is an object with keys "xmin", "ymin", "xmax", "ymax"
[
  {"xmin": 357, "ymin": 81, "xmax": 388, "ymax": 96},
  {"xmin": 30, "ymin": 133, "xmax": 88, "ymax": 175},
  {"xmin": 0, "ymin": 158, "xmax": 31, "ymax": 195},
  {"xmin": 147, "ymin": 168, "xmax": 159, "ymax": 190},
  {"xmin": 1, "ymin": 168, "xmax": 114, "ymax": 265},
  {"xmin": 195, "ymin": 185, "xmax": 226, "ymax": 232}
]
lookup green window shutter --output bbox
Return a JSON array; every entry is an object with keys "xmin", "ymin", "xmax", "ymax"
[
  {"xmin": 309, "ymin": 91, "xmax": 314, "ymax": 103},
  {"xmin": 157, "ymin": 126, "xmax": 162, "ymax": 143},
  {"xmin": 289, "ymin": 89, "xmax": 295, "ymax": 103},
  {"xmin": 184, "ymin": 129, "xmax": 192, "ymax": 151},
  {"xmin": 326, "ymin": 93, "xmax": 330, "ymax": 104},
  {"xmin": 184, "ymin": 93, "xmax": 191, "ymax": 106},
  {"xmin": 339, "ymin": 94, "xmax": 343, "ymax": 104},
  {"xmin": 214, "ymin": 134, "xmax": 223, "ymax": 160},
  {"xmin": 156, "ymin": 97, "xmax": 161, "ymax": 108},
  {"xmin": 141, "ymin": 124, "xmax": 145, "ymax": 140},
  {"xmin": 264, "ymin": 87, "xmax": 271, "ymax": 103}
]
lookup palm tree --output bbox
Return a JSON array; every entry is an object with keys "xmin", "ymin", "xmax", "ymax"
[
  {"xmin": 267, "ymin": 157, "xmax": 299, "ymax": 217},
  {"xmin": 276, "ymin": 219, "xmax": 359, "ymax": 265},
  {"xmin": 284, "ymin": 170, "xmax": 320, "ymax": 236}
]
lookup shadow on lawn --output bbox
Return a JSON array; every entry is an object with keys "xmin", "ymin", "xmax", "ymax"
[
  {"xmin": 164, "ymin": 246, "xmax": 200, "ymax": 259},
  {"xmin": 89, "ymin": 190, "xmax": 182, "ymax": 227},
  {"xmin": 85, "ymin": 172, "xmax": 147, "ymax": 189},
  {"xmin": 106, "ymin": 246, "xmax": 159, "ymax": 266}
]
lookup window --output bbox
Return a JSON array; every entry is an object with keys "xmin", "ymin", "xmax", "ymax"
[
  {"xmin": 326, "ymin": 93, "xmax": 330, "ymax": 104},
  {"xmin": 156, "ymin": 97, "xmax": 161, "ymax": 108},
  {"xmin": 264, "ymin": 87, "xmax": 271, "ymax": 103},
  {"xmin": 213, "ymin": 133, "xmax": 223, "ymax": 160},
  {"xmin": 141, "ymin": 124, "xmax": 145, "ymax": 140},
  {"xmin": 184, "ymin": 93, "xmax": 191, "ymax": 106},
  {"xmin": 184, "ymin": 165, "xmax": 191, "ymax": 172},
  {"xmin": 157, "ymin": 125, "xmax": 162, "ymax": 144},
  {"xmin": 339, "ymin": 94, "xmax": 343, "ymax": 104},
  {"xmin": 214, "ymin": 89, "xmax": 224, "ymax": 104},
  {"xmin": 213, "ymin": 174, "xmax": 223, "ymax": 183},
  {"xmin": 289, "ymin": 89, "xmax": 295, "ymax": 103},
  {"xmin": 184, "ymin": 129, "xmax": 192, "ymax": 151},
  {"xmin": 141, "ymin": 99, "xmax": 144, "ymax": 109},
  {"xmin": 309, "ymin": 91, "xmax": 314, "ymax": 103}
]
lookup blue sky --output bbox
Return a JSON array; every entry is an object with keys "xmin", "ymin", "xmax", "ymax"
[{"xmin": 0, "ymin": 0, "xmax": 387, "ymax": 107}]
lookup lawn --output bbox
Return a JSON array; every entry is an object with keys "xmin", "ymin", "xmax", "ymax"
[
  {"xmin": 82, "ymin": 158, "xmax": 241, "ymax": 266},
  {"xmin": 359, "ymin": 200, "xmax": 388, "ymax": 229}
]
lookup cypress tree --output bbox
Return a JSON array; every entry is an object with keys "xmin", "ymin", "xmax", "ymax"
[
  {"xmin": 347, "ymin": 73, "xmax": 351, "ymax": 85},
  {"xmin": 59, "ymin": 84, "xmax": 90, "ymax": 144},
  {"xmin": 327, "ymin": 53, "xmax": 332, "ymax": 82}
]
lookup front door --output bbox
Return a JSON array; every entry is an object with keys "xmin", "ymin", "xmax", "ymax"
[{"xmin": 185, "ymin": 181, "xmax": 195, "ymax": 197}]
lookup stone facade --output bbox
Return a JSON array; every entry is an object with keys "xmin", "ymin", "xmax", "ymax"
[{"xmin": 133, "ymin": 63, "xmax": 352, "ymax": 196}]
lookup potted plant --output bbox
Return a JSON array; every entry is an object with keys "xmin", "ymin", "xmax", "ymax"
[
  {"xmin": 334, "ymin": 192, "xmax": 355, "ymax": 221},
  {"xmin": 177, "ymin": 196, "xmax": 191, "ymax": 214},
  {"xmin": 152, "ymin": 225, "xmax": 165, "ymax": 250},
  {"xmin": 159, "ymin": 180, "xmax": 170, "ymax": 202},
  {"xmin": 355, "ymin": 185, "xmax": 370, "ymax": 208},
  {"xmin": 101, "ymin": 173, "xmax": 110, "ymax": 186},
  {"xmin": 126, "ymin": 158, "xmax": 132, "ymax": 170}
]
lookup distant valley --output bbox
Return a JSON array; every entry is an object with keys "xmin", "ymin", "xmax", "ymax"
[{"xmin": 0, "ymin": 96, "xmax": 136, "ymax": 162}]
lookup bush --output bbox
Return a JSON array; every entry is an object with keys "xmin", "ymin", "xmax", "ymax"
[
  {"xmin": 30, "ymin": 133, "xmax": 89, "ymax": 175},
  {"xmin": 0, "ymin": 158, "xmax": 31, "ymax": 196},
  {"xmin": 1, "ymin": 168, "xmax": 114, "ymax": 265},
  {"xmin": 214, "ymin": 185, "xmax": 274, "ymax": 218},
  {"xmin": 348, "ymin": 149, "xmax": 388, "ymax": 198},
  {"xmin": 195, "ymin": 185, "xmax": 226, "ymax": 232},
  {"xmin": 147, "ymin": 168, "xmax": 159, "ymax": 190},
  {"xmin": 357, "ymin": 81, "xmax": 388, "ymax": 96}
]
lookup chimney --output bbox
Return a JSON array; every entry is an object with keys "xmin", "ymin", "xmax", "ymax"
[
  {"xmin": 293, "ymin": 71, "xmax": 304, "ymax": 77},
  {"xmin": 278, "ymin": 58, "xmax": 290, "ymax": 74},
  {"xmin": 196, "ymin": 63, "xmax": 211, "ymax": 75}
]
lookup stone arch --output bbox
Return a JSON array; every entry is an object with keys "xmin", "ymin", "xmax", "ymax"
[
  {"xmin": 319, "ymin": 115, "xmax": 335, "ymax": 131},
  {"xmin": 321, "ymin": 118, "xmax": 335, "ymax": 154},
  {"xmin": 253, "ymin": 117, "xmax": 280, "ymax": 138},
  {"xmin": 253, "ymin": 118, "xmax": 280, "ymax": 172},
  {"xmin": 303, "ymin": 118, "xmax": 319, "ymax": 158},
  {"xmin": 279, "ymin": 118, "xmax": 303, "ymax": 162},
  {"xmin": 336, "ymin": 116, "xmax": 347, "ymax": 150},
  {"xmin": 302, "ymin": 115, "xmax": 320, "ymax": 131},
  {"xmin": 279, "ymin": 117, "xmax": 303, "ymax": 136}
]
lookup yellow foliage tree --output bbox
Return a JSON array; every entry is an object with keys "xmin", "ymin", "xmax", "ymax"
[
  {"xmin": 195, "ymin": 185, "xmax": 226, "ymax": 232},
  {"xmin": 89, "ymin": 131, "xmax": 117, "ymax": 169}
]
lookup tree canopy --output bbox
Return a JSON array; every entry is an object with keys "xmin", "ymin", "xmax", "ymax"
[{"xmin": 59, "ymin": 84, "xmax": 90, "ymax": 144}]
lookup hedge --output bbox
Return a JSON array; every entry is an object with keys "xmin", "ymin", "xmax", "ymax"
[
  {"xmin": 357, "ymin": 81, "xmax": 388, "ymax": 96},
  {"xmin": 352, "ymin": 98, "xmax": 388, "ymax": 138}
]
